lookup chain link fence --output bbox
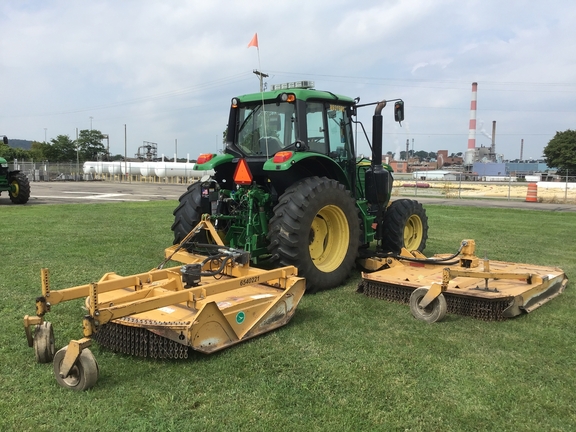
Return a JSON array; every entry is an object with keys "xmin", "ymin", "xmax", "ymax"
[
  {"xmin": 8, "ymin": 160, "xmax": 576, "ymax": 203},
  {"xmin": 9, "ymin": 161, "xmax": 204, "ymax": 184},
  {"xmin": 393, "ymin": 170, "xmax": 576, "ymax": 203}
]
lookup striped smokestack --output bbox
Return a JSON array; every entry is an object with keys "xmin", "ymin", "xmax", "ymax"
[{"xmin": 467, "ymin": 82, "xmax": 478, "ymax": 150}]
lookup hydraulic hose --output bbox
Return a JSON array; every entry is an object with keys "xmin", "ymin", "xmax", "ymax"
[{"xmin": 359, "ymin": 241, "xmax": 467, "ymax": 273}]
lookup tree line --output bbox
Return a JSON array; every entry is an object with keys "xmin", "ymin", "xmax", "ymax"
[{"xmin": 0, "ymin": 129, "xmax": 121, "ymax": 162}]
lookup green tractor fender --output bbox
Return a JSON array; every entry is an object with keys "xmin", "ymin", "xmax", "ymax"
[
  {"xmin": 263, "ymin": 151, "xmax": 350, "ymax": 194},
  {"xmin": 193, "ymin": 153, "xmax": 234, "ymax": 171}
]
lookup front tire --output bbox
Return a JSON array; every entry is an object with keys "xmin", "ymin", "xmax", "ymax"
[
  {"xmin": 380, "ymin": 199, "xmax": 428, "ymax": 253},
  {"xmin": 409, "ymin": 287, "xmax": 447, "ymax": 323},
  {"xmin": 268, "ymin": 176, "xmax": 360, "ymax": 293},
  {"xmin": 34, "ymin": 321, "xmax": 55, "ymax": 363},
  {"xmin": 53, "ymin": 347, "xmax": 99, "ymax": 391},
  {"xmin": 9, "ymin": 172, "xmax": 30, "ymax": 204}
]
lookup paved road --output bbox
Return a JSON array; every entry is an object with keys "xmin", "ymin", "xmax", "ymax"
[
  {"xmin": 0, "ymin": 181, "xmax": 186, "ymax": 206},
  {"xmin": 1, "ymin": 181, "xmax": 575, "ymax": 212}
]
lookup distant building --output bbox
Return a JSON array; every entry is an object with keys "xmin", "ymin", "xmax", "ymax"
[{"xmin": 436, "ymin": 150, "xmax": 463, "ymax": 168}]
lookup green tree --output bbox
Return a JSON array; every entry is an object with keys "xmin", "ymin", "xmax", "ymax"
[
  {"xmin": 543, "ymin": 129, "xmax": 576, "ymax": 174},
  {"xmin": 28, "ymin": 141, "xmax": 49, "ymax": 161},
  {"xmin": 46, "ymin": 135, "xmax": 78, "ymax": 162},
  {"xmin": 415, "ymin": 150, "xmax": 429, "ymax": 161},
  {"xmin": 0, "ymin": 138, "xmax": 31, "ymax": 160},
  {"xmin": 77, "ymin": 129, "xmax": 106, "ymax": 161}
]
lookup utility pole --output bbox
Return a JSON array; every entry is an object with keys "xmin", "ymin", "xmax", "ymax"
[
  {"xmin": 124, "ymin": 124, "xmax": 128, "ymax": 182},
  {"xmin": 76, "ymin": 128, "xmax": 79, "ymax": 181},
  {"xmin": 253, "ymin": 69, "xmax": 268, "ymax": 92}
]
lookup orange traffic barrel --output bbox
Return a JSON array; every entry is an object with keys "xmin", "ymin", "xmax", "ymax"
[{"xmin": 526, "ymin": 183, "xmax": 538, "ymax": 202}]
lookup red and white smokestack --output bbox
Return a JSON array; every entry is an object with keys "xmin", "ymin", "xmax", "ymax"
[{"xmin": 467, "ymin": 82, "xmax": 478, "ymax": 150}]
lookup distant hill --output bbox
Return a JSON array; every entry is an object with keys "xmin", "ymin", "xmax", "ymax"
[{"xmin": 7, "ymin": 139, "xmax": 33, "ymax": 150}]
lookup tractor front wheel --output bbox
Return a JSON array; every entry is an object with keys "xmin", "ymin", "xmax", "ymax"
[
  {"xmin": 9, "ymin": 172, "xmax": 30, "ymax": 204},
  {"xmin": 380, "ymin": 199, "xmax": 428, "ymax": 253},
  {"xmin": 268, "ymin": 176, "xmax": 360, "ymax": 294}
]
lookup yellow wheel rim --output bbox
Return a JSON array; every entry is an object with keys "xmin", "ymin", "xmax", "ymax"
[
  {"xmin": 404, "ymin": 214, "xmax": 423, "ymax": 251},
  {"xmin": 10, "ymin": 180, "xmax": 20, "ymax": 197},
  {"xmin": 308, "ymin": 205, "xmax": 349, "ymax": 272}
]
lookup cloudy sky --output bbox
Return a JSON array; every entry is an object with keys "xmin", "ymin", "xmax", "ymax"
[{"xmin": 1, "ymin": 0, "xmax": 574, "ymax": 161}]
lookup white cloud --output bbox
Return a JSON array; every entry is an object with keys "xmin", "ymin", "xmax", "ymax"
[{"xmin": 0, "ymin": 0, "xmax": 575, "ymax": 161}]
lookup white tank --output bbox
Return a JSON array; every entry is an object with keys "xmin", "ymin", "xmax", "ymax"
[
  {"xmin": 121, "ymin": 161, "xmax": 146, "ymax": 175},
  {"xmin": 140, "ymin": 161, "xmax": 157, "ymax": 177},
  {"xmin": 83, "ymin": 162, "xmax": 96, "ymax": 174},
  {"xmin": 464, "ymin": 148, "xmax": 476, "ymax": 165},
  {"xmin": 95, "ymin": 161, "xmax": 112, "ymax": 175},
  {"xmin": 154, "ymin": 162, "xmax": 196, "ymax": 178},
  {"xmin": 108, "ymin": 161, "xmax": 123, "ymax": 175}
]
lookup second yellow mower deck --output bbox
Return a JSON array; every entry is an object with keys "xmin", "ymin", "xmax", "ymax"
[{"xmin": 359, "ymin": 240, "xmax": 568, "ymax": 321}]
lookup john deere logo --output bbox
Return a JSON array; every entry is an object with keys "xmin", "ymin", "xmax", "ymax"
[{"xmin": 236, "ymin": 311, "xmax": 245, "ymax": 324}]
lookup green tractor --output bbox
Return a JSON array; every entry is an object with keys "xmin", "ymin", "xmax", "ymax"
[
  {"xmin": 0, "ymin": 136, "xmax": 31, "ymax": 204},
  {"xmin": 172, "ymin": 81, "xmax": 428, "ymax": 293}
]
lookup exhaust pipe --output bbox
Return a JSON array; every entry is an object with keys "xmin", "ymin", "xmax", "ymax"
[
  {"xmin": 371, "ymin": 101, "xmax": 387, "ymax": 168},
  {"xmin": 365, "ymin": 101, "xmax": 393, "ymax": 239}
]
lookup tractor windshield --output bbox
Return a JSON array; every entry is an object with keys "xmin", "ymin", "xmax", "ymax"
[{"xmin": 236, "ymin": 101, "xmax": 296, "ymax": 157}]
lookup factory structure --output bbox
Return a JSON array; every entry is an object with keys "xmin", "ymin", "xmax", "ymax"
[{"xmin": 387, "ymin": 82, "xmax": 554, "ymax": 181}]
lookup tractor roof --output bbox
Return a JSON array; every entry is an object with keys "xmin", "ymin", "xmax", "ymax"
[{"xmin": 235, "ymin": 87, "xmax": 355, "ymax": 105}]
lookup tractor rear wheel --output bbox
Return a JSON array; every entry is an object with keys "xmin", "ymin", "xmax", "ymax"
[
  {"xmin": 268, "ymin": 176, "xmax": 360, "ymax": 293},
  {"xmin": 380, "ymin": 199, "xmax": 428, "ymax": 253},
  {"xmin": 172, "ymin": 181, "xmax": 205, "ymax": 245},
  {"xmin": 9, "ymin": 172, "xmax": 30, "ymax": 204}
]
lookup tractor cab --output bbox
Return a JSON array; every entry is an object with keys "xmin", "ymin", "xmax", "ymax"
[{"xmin": 199, "ymin": 81, "xmax": 359, "ymax": 197}]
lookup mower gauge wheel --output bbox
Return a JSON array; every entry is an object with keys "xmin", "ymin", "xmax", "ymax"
[
  {"xmin": 409, "ymin": 287, "xmax": 447, "ymax": 323},
  {"xmin": 34, "ymin": 321, "xmax": 55, "ymax": 363},
  {"xmin": 53, "ymin": 346, "xmax": 99, "ymax": 391}
]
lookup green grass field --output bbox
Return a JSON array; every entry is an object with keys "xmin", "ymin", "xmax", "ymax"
[{"xmin": 1, "ymin": 201, "xmax": 574, "ymax": 431}]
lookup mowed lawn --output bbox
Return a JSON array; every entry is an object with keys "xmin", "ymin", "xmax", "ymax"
[{"xmin": 0, "ymin": 200, "xmax": 574, "ymax": 431}]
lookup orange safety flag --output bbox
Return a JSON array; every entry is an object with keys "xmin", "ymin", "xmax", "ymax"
[{"xmin": 247, "ymin": 33, "xmax": 258, "ymax": 49}]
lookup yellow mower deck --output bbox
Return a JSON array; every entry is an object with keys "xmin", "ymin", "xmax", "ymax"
[
  {"xmin": 23, "ymin": 219, "xmax": 305, "ymax": 390},
  {"xmin": 359, "ymin": 240, "xmax": 567, "ymax": 322}
]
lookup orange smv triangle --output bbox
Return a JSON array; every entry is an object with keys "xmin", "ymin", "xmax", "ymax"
[{"xmin": 233, "ymin": 158, "xmax": 253, "ymax": 185}]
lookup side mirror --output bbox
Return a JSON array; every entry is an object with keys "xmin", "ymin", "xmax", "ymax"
[{"xmin": 394, "ymin": 101, "xmax": 404, "ymax": 123}]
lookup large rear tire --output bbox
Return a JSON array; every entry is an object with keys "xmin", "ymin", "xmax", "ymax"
[
  {"xmin": 268, "ymin": 176, "xmax": 360, "ymax": 293},
  {"xmin": 9, "ymin": 172, "xmax": 30, "ymax": 204},
  {"xmin": 171, "ymin": 181, "xmax": 204, "ymax": 244},
  {"xmin": 380, "ymin": 199, "xmax": 428, "ymax": 253}
]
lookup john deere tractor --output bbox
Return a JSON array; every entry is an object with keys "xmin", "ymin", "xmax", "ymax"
[
  {"xmin": 0, "ymin": 136, "xmax": 30, "ymax": 204},
  {"xmin": 172, "ymin": 81, "xmax": 428, "ymax": 293}
]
